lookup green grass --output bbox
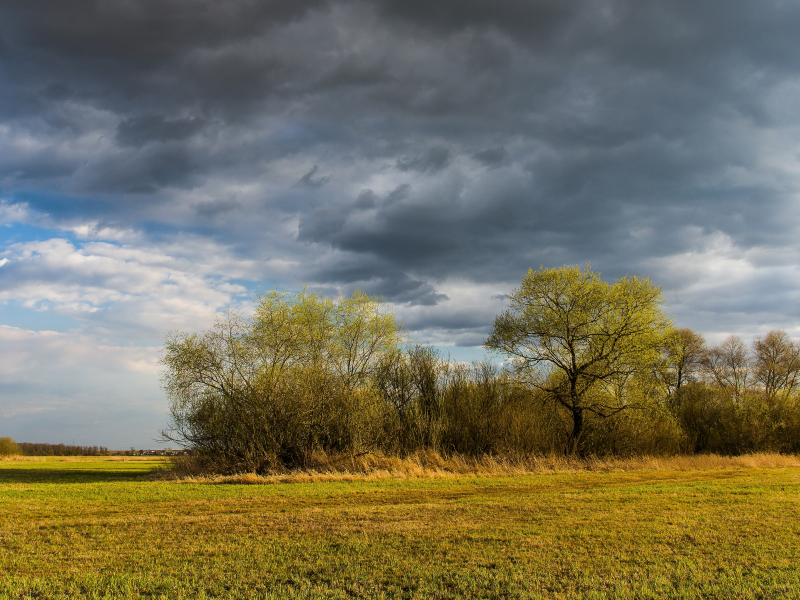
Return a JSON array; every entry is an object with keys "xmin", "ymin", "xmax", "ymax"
[{"xmin": 1, "ymin": 457, "xmax": 799, "ymax": 599}]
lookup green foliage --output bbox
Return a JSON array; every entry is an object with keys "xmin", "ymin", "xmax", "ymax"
[
  {"xmin": 372, "ymin": 347, "xmax": 559, "ymax": 457},
  {"xmin": 0, "ymin": 436, "xmax": 21, "ymax": 456},
  {"xmin": 656, "ymin": 327, "xmax": 707, "ymax": 395},
  {"xmin": 670, "ymin": 383, "xmax": 800, "ymax": 455},
  {"xmin": 439, "ymin": 361, "xmax": 542, "ymax": 455},
  {"xmin": 374, "ymin": 344, "xmax": 447, "ymax": 452},
  {"xmin": 161, "ymin": 289, "xmax": 403, "ymax": 472},
  {"xmin": 485, "ymin": 264, "xmax": 673, "ymax": 452},
  {"xmin": 160, "ymin": 276, "xmax": 800, "ymax": 470},
  {"xmin": 669, "ymin": 382, "xmax": 725, "ymax": 453}
]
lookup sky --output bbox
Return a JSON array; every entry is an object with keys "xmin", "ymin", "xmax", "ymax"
[{"xmin": 2, "ymin": 0, "xmax": 800, "ymax": 448}]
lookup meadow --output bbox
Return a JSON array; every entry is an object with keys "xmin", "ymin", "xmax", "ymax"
[{"xmin": 1, "ymin": 456, "xmax": 799, "ymax": 599}]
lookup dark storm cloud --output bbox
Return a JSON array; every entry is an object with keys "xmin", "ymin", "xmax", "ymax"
[
  {"xmin": 473, "ymin": 147, "xmax": 508, "ymax": 168},
  {"xmin": 0, "ymin": 0, "xmax": 326, "ymax": 68},
  {"xmin": 2, "ymin": 0, "xmax": 800, "ymax": 333},
  {"xmin": 373, "ymin": 0, "xmax": 582, "ymax": 51},
  {"xmin": 396, "ymin": 147, "xmax": 451, "ymax": 173},
  {"xmin": 296, "ymin": 166, "xmax": 332, "ymax": 189},
  {"xmin": 116, "ymin": 115, "xmax": 206, "ymax": 147},
  {"xmin": 193, "ymin": 198, "xmax": 242, "ymax": 219},
  {"xmin": 344, "ymin": 273, "xmax": 449, "ymax": 307}
]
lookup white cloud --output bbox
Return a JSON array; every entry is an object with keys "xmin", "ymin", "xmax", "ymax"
[
  {"xmin": 0, "ymin": 325, "xmax": 165, "ymax": 447},
  {"xmin": 395, "ymin": 279, "xmax": 512, "ymax": 347},
  {"xmin": 0, "ymin": 325, "xmax": 159, "ymax": 383},
  {"xmin": 0, "ymin": 236, "xmax": 251, "ymax": 338},
  {"xmin": 646, "ymin": 231, "xmax": 800, "ymax": 343},
  {"xmin": 0, "ymin": 200, "xmax": 32, "ymax": 224}
]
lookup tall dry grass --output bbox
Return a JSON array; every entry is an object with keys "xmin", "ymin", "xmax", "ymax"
[{"xmin": 161, "ymin": 451, "xmax": 800, "ymax": 485}]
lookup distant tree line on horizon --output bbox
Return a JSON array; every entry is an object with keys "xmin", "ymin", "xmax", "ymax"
[
  {"xmin": 0, "ymin": 440, "xmax": 110, "ymax": 456},
  {"xmin": 157, "ymin": 266, "xmax": 800, "ymax": 474}
]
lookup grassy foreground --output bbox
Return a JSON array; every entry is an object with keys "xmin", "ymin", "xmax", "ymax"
[{"xmin": 1, "ymin": 456, "xmax": 799, "ymax": 599}]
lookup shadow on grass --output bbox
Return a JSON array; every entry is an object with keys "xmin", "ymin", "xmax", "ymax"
[{"xmin": 0, "ymin": 467, "xmax": 165, "ymax": 484}]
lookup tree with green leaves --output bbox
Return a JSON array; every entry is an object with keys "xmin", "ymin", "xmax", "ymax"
[
  {"xmin": 485, "ymin": 265, "xmax": 672, "ymax": 453},
  {"xmin": 160, "ymin": 289, "xmax": 403, "ymax": 471},
  {"xmin": 0, "ymin": 437, "xmax": 21, "ymax": 456}
]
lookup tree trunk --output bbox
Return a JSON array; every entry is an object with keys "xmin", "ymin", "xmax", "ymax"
[{"xmin": 568, "ymin": 407, "xmax": 584, "ymax": 455}]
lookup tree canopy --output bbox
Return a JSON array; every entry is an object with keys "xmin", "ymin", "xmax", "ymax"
[
  {"xmin": 485, "ymin": 265, "xmax": 672, "ymax": 452},
  {"xmin": 0, "ymin": 437, "xmax": 21, "ymax": 456},
  {"xmin": 157, "ymin": 271, "xmax": 800, "ymax": 473},
  {"xmin": 160, "ymin": 289, "xmax": 404, "ymax": 470}
]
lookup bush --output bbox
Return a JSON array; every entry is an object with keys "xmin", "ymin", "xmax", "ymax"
[
  {"xmin": 161, "ymin": 289, "xmax": 404, "ymax": 472},
  {"xmin": 669, "ymin": 383, "xmax": 726, "ymax": 453},
  {"xmin": 0, "ymin": 437, "xmax": 21, "ymax": 456}
]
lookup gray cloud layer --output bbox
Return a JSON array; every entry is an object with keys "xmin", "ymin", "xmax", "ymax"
[
  {"xmin": 5, "ymin": 0, "xmax": 800, "ymax": 447},
  {"xmin": 2, "ymin": 0, "xmax": 800, "ymax": 332}
]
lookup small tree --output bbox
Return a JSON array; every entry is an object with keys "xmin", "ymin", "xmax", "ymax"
[
  {"xmin": 657, "ymin": 328, "xmax": 706, "ymax": 396},
  {"xmin": 485, "ymin": 265, "xmax": 672, "ymax": 453},
  {"xmin": 701, "ymin": 335, "xmax": 750, "ymax": 403},
  {"xmin": 752, "ymin": 330, "xmax": 800, "ymax": 402},
  {"xmin": 0, "ymin": 437, "xmax": 21, "ymax": 456}
]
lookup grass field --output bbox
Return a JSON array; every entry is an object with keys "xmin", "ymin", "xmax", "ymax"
[{"xmin": 1, "ymin": 456, "xmax": 799, "ymax": 599}]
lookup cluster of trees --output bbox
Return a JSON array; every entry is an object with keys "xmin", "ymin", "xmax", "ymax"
[
  {"xmin": 659, "ymin": 329, "xmax": 800, "ymax": 454},
  {"xmin": 160, "ymin": 267, "xmax": 800, "ymax": 473},
  {"xmin": 0, "ymin": 440, "xmax": 110, "ymax": 456}
]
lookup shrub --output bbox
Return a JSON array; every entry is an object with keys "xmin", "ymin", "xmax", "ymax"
[
  {"xmin": 0, "ymin": 437, "xmax": 21, "ymax": 456},
  {"xmin": 160, "ymin": 289, "xmax": 404, "ymax": 472}
]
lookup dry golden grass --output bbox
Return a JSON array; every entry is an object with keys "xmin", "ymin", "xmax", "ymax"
[{"xmin": 164, "ymin": 451, "xmax": 800, "ymax": 485}]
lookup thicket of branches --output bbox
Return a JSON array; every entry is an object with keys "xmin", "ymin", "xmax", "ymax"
[
  {"xmin": 160, "ymin": 275, "xmax": 800, "ymax": 474},
  {"xmin": 664, "ymin": 329, "xmax": 800, "ymax": 455}
]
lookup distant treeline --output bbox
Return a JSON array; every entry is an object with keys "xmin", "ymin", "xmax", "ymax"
[{"xmin": 18, "ymin": 443, "xmax": 110, "ymax": 456}]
